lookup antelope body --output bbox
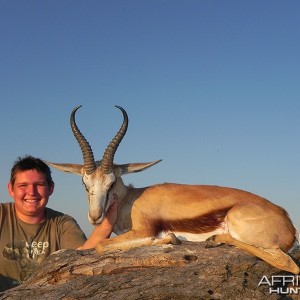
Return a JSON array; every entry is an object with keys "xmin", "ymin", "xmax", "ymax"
[{"xmin": 45, "ymin": 105, "xmax": 299, "ymax": 274}]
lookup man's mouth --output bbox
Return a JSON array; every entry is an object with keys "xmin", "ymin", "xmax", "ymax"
[{"xmin": 24, "ymin": 199, "xmax": 40, "ymax": 203}]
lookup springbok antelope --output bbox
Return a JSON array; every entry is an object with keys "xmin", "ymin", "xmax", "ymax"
[{"xmin": 45, "ymin": 105, "xmax": 299, "ymax": 274}]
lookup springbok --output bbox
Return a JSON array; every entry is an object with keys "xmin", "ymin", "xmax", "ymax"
[{"xmin": 45, "ymin": 105, "xmax": 299, "ymax": 274}]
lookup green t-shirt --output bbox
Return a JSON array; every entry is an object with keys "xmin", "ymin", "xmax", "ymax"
[{"xmin": 0, "ymin": 202, "xmax": 87, "ymax": 292}]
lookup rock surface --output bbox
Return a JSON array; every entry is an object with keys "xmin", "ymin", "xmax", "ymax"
[{"xmin": 0, "ymin": 241, "xmax": 299, "ymax": 299}]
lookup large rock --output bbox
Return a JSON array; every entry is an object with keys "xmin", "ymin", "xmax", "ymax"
[{"xmin": 0, "ymin": 241, "xmax": 299, "ymax": 299}]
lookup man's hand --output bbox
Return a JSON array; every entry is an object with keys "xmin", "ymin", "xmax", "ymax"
[
  {"xmin": 101, "ymin": 195, "xmax": 118, "ymax": 231},
  {"xmin": 78, "ymin": 195, "xmax": 118, "ymax": 250}
]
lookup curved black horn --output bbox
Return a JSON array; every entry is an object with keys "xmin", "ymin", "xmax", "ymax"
[
  {"xmin": 101, "ymin": 106, "xmax": 128, "ymax": 174},
  {"xmin": 70, "ymin": 105, "xmax": 96, "ymax": 175}
]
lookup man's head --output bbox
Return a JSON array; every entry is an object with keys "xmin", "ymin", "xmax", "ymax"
[
  {"xmin": 8, "ymin": 156, "xmax": 55, "ymax": 223},
  {"xmin": 10, "ymin": 156, "xmax": 54, "ymax": 186}
]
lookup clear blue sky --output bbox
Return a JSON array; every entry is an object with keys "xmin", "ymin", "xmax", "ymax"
[{"xmin": 1, "ymin": 0, "xmax": 299, "ymax": 235}]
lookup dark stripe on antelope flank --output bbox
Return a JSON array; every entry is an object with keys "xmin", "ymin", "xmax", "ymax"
[{"xmin": 152, "ymin": 207, "xmax": 232, "ymax": 235}]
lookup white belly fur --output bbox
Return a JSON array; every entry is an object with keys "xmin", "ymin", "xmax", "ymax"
[{"xmin": 158, "ymin": 225, "xmax": 228, "ymax": 242}]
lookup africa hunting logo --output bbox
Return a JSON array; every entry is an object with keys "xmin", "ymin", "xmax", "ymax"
[{"xmin": 258, "ymin": 275, "xmax": 300, "ymax": 295}]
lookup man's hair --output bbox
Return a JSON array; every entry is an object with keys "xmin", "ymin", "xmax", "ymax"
[{"xmin": 10, "ymin": 155, "xmax": 54, "ymax": 186}]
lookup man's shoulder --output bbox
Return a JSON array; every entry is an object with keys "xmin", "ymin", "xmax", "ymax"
[
  {"xmin": 45, "ymin": 207, "xmax": 64, "ymax": 217},
  {"xmin": 45, "ymin": 207, "xmax": 76, "ymax": 223},
  {"xmin": 0, "ymin": 203, "xmax": 15, "ymax": 227},
  {"xmin": 0, "ymin": 202, "xmax": 14, "ymax": 212}
]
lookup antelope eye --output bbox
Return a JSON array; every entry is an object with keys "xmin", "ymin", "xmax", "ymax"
[
  {"xmin": 108, "ymin": 182, "xmax": 115, "ymax": 193},
  {"xmin": 82, "ymin": 179, "xmax": 89, "ymax": 192}
]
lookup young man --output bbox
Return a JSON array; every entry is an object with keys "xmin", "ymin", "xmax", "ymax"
[{"xmin": 0, "ymin": 155, "xmax": 117, "ymax": 292}]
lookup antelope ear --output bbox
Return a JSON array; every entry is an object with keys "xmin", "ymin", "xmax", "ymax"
[
  {"xmin": 114, "ymin": 160, "xmax": 162, "ymax": 176},
  {"xmin": 43, "ymin": 161, "xmax": 84, "ymax": 175}
]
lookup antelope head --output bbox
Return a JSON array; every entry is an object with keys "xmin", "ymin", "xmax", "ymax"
[{"xmin": 45, "ymin": 105, "xmax": 161, "ymax": 225}]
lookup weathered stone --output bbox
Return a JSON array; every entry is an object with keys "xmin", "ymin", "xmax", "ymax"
[{"xmin": 0, "ymin": 241, "xmax": 299, "ymax": 299}]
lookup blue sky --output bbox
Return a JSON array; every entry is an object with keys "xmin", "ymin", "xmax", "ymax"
[{"xmin": 0, "ymin": 0, "xmax": 299, "ymax": 235}]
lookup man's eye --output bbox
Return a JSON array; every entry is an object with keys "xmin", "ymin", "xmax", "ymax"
[
  {"xmin": 18, "ymin": 184, "xmax": 27, "ymax": 188},
  {"xmin": 37, "ymin": 184, "xmax": 48, "ymax": 188}
]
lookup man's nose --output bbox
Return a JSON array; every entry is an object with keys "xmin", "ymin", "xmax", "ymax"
[{"xmin": 26, "ymin": 185, "xmax": 37, "ymax": 195}]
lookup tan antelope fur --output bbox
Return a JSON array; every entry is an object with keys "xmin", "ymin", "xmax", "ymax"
[{"xmin": 45, "ymin": 105, "xmax": 299, "ymax": 274}]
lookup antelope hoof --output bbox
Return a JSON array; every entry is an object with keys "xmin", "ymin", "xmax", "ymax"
[
  {"xmin": 205, "ymin": 235, "xmax": 224, "ymax": 248},
  {"xmin": 167, "ymin": 233, "xmax": 182, "ymax": 245}
]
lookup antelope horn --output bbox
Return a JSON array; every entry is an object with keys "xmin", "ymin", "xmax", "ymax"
[
  {"xmin": 101, "ymin": 105, "xmax": 128, "ymax": 174},
  {"xmin": 70, "ymin": 105, "xmax": 96, "ymax": 175}
]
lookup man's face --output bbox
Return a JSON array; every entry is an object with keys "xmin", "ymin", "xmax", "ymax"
[{"xmin": 8, "ymin": 169, "xmax": 54, "ymax": 222}]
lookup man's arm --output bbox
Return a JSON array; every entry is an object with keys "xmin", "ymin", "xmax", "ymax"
[{"xmin": 78, "ymin": 198, "xmax": 118, "ymax": 250}]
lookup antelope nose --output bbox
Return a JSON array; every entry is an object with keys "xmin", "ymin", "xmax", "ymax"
[{"xmin": 88, "ymin": 211, "xmax": 103, "ymax": 224}]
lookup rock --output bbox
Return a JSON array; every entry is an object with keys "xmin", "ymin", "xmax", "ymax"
[{"xmin": 0, "ymin": 241, "xmax": 299, "ymax": 299}]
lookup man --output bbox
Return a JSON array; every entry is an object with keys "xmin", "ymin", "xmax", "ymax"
[{"xmin": 0, "ymin": 155, "xmax": 117, "ymax": 292}]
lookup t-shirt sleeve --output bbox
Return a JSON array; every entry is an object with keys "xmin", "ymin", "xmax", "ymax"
[{"xmin": 58, "ymin": 215, "xmax": 87, "ymax": 249}]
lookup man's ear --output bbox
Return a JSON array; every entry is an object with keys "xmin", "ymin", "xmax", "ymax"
[
  {"xmin": 7, "ymin": 182, "xmax": 14, "ymax": 197},
  {"xmin": 49, "ymin": 183, "xmax": 55, "ymax": 196}
]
